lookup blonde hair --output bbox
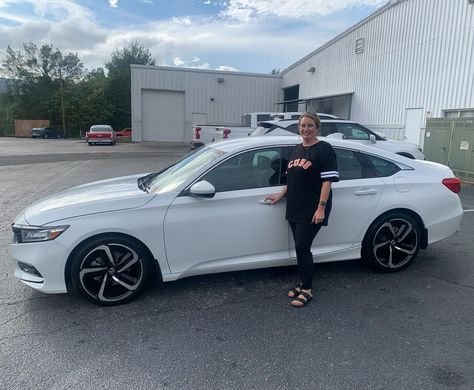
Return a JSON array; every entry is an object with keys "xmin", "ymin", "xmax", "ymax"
[{"xmin": 298, "ymin": 112, "xmax": 320, "ymax": 129}]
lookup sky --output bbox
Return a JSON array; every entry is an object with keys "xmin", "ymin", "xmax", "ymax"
[{"xmin": 0, "ymin": 0, "xmax": 388, "ymax": 75}]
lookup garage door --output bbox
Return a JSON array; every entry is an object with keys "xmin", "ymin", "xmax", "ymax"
[{"xmin": 141, "ymin": 90, "xmax": 185, "ymax": 142}]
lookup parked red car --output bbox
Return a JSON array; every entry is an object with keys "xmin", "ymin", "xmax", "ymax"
[
  {"xmin": 86, "ymin": 125, "xmax": 116, "ymax": 145},
  {"xmin": 116, "ymin": 128, "xmax": 132, "ymax": 137}
]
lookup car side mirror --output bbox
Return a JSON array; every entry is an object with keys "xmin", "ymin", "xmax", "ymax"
[
  {"xmin": 189, "ymin": 180, "xmax": 216, "ymax": 198},
  {"xmin": 369, "ymin": 134, "xmax": 377, "ymax": 144}
]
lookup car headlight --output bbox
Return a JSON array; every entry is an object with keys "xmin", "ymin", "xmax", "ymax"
[{"xmin": 12, "ymin": 224, "xmax": 69, "ymax": 243}]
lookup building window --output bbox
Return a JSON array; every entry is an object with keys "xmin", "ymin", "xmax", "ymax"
[
  {"xmin": 443, "ymin": 109, "xmax": 474, "ymax": 118},
  {"xmin": 355, "ymin": 38, "xmax": 365, "ymax": 54}
]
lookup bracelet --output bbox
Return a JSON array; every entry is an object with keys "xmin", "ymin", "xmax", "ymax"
[{"xmin": 319, "ymin": 200, "xmax": 327, "ymax": 206}]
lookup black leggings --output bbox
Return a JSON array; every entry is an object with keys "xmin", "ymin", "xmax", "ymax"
[{"xmin": 289, "ymin": 222, "xmax": 322, "ymax": 290}]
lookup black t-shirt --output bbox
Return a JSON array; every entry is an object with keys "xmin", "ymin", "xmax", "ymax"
[{"xmin": 286, "ymin": 141, "xmax": 339, "ymax": 225}]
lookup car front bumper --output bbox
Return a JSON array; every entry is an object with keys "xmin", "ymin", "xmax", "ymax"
[{"xmin": 10, "ymin": 240, "xmax": 70, "ymax": 294}]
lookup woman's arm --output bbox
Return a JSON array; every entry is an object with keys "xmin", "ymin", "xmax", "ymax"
[
  {"xmin": 265, "ymin": 186, "xmax": 287, "ymax": 204},
  {"xmin": 312, "ymin": 181, "xmax": 332, "ymax": 223}
]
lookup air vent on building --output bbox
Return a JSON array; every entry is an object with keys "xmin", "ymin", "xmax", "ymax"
[{"xmin": 355, "ymin": 38, "xmax": 365, "ymax": 54}]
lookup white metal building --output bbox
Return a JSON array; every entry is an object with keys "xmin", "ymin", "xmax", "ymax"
[
  {"xmin": 130, "ymin": 66, "xmax": 281, "ymax": 142},
  {"xmin": 131, "ymin": 0, "xmax": 474, "ymax": 145},
  {"xmin": 281, "ymin": 0, "xmax": 474, "ymax": 146}
]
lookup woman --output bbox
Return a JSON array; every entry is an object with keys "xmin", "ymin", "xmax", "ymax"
[{"xmin": 266, "ymin": 112, "xmax": 339, "ymax": 308}]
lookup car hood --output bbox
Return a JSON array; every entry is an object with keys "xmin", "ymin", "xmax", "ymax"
[{"xmin": 23, "ymin": 174, "xmax": 155, "ymax": 225}]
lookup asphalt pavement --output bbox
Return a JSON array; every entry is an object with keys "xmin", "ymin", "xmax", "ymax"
[{"xmin": 0, "ymin": 138, "xmax": 473, "ymax": 390}]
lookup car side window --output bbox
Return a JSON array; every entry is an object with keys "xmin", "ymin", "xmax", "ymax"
[
  {"xmin": 319, "ymin": 122, "xmax": 333, "ymax": 136},
  {"xmin": 334, "ymin": 148, "xmax": 363, "ymax": 180},
  {"xmin": 202, "ymin": 148, "xmax": 285, "ymax": 192},
  {"xmin": 285, "ymin": 124, "xmax": 299, "ymax": 134},
  {"xmin": 361, "ymin": 153, "xmax": 401, "ymax": 177},
  {"xmin": 335, "ymin": 123, "xmax": 370, "ymax": 140}
]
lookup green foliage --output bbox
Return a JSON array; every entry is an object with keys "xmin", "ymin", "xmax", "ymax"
[
  {"xmin": 0, "ymin": 41, "xmax": 156, "ymax": 136},
  {"xmin": 104, "ymin": 41, "xmax": 156, "ymax": 129}
]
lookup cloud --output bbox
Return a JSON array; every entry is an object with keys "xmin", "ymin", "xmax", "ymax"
[
  {"xmin": 108, "ymin": 0, "xmax": 119, "ymax": 8},
  {"xmin": 217, "ymin": 65, "xmax": 238, "ymax": 72},
  {"xmin": 221, "ymin": 0, "xmax": 386, "ymax": 21},
  {"xmin": 0, "ymin": 0, "xmax": 384, "ymax": 75},
  {"xmin": 173, "ymin": 16, "xmax": 192, "ymax": 25}
]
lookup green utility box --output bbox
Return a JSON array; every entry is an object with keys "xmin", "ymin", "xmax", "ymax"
[{"xmin": 424, "ymin": 118, "xmax": 474, "ymax": 181}]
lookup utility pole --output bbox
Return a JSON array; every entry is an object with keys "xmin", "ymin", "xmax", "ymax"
[{"xmin": 59, "ymin": 68, "xmax": 66, "ymax": 136}]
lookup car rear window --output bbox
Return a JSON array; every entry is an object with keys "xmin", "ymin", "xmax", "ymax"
[{"xmin": 90, "ymin": 126, "xmax": 113, "ymax": 132}]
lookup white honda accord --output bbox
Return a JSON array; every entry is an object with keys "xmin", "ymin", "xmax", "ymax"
[{"xmin": 10, "ymin": 136, "xmax": 463, "ymax": 305}]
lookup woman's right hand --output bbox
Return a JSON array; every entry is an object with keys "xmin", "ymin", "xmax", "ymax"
[{"xmin": 265, "ymin": 191, "xmax": 285, "ymax": 205}]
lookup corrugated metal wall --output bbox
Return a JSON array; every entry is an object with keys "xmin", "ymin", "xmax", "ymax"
[
  {"xmin": 283, "ymin": 0, "xmax": 474, "ymax": 141},
  {"xmin": 131, "ymin": 66, "xmax": 282, "ymax": 142}
]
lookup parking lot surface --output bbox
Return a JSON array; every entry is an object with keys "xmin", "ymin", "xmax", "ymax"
[{"xmin": 1, "ymin": 138, "xmax": 473, "ymax": 390}]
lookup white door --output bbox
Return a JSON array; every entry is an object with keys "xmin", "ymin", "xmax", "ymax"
[
  {"xmin": 164, "ymin": 147, "xmax": 290, "ymax": 275},
  {"xmin": 404, "ymin": 108, "xmax": 424, "ymax": 145},
  {"xmin": 142, "ymin": 90, "xmax": 185, "ymax": 142}
]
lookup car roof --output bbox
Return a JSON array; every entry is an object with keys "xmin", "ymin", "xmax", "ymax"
[{"xmin": 207, "ymin": 135, "xmax": 415, "ymax": 165}]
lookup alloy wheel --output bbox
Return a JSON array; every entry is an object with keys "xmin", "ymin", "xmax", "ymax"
[
  {"xmin": 371, "ymin": 218, "xmax": 418, "ymax": 269},
  {"xmin": 78, "ymin": 243, "xmax": 144, "ymax": 303}
]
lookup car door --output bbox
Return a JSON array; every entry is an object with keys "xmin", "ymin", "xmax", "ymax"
[
  {"xmin": 163, "ymin": 147, "xmax": 291, "ymax": 275},
  {"xmin": 289, "ymin": 147, "xmax": 385, "ymax": 260}
]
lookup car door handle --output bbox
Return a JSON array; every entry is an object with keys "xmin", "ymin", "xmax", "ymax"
[
  {"xmin": 354, "ymin": 189, "xmax": 378, "ymax": 196},
  {"xmin": 259, "ymin": 199, "xmax": 273, "ymax": 205}
]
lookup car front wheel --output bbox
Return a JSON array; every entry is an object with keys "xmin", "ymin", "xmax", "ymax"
[
  {"xmin": 362, "ymin": 212, "xmax": 421, "ymax": 272},
  {"xmin": 70, "ymin": 235, "xmax": 153, "ymax": 305}
]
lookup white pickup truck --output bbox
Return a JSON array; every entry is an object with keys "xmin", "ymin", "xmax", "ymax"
[
  {"xmin": 191, "ymin": 112, "xmax": 277, "ymax": 149},
  {"xmin": 211, "ymin": 113, "xmax": 340, "ymax": 143}
]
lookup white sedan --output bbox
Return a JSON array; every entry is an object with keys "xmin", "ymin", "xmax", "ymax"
[{"xmin": 10, "ymin": 136, "xmax": 463, "ymax": 305}]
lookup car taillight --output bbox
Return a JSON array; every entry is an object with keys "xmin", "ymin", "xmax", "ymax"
[
  {"xmin": 195, "ymin": 127, "xmax": 201, "ymax": 140},
  {"xmin": 442, "ymin": 178, "xmax": 461, "ymax": 193},
  {"xmin": 223, "ymin": 128, "xmax": 231, "ymax": 139}
]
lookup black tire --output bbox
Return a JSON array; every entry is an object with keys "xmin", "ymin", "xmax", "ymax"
[
  {"xmin": 70, "ymin": 235, "xmax": 153, "ymax": 305},
  {"xmin": 362, "ymin": 212, "xmax": 421, "ymax": 272},
  {"xmin": 88, "ymin": 142, "xmax": 92, "ymax": 146},
  {"xmin": 44, "ymin": 134, "xmax": 48, "ymax": 139}
]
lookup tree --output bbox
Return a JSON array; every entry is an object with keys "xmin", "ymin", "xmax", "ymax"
[
  {"xmin": 2, "ymin": 42, "xmax": 83, "ymax": 82},
  {"xmin": 271, "ymin": 68, "xmax": 280, "ymax": 74},
  {"xmin": 104, "ymin": 42, "xmax": 156, "ymax": 129},
  {"xmin": 1, "ymin": 43, "xmax": 84, "ymax": 132}
]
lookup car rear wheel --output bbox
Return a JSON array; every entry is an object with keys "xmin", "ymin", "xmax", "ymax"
[
  {"xmin": 362, "ymin": 212, "xmax": 421, "ymax": 272},
  {"xmin": 44, "ymin": 134, "xmax": 48, "ymax": 139},
  {"xmin": 70, "ymin": 235, "xmax": 153, "ymax": 305}
]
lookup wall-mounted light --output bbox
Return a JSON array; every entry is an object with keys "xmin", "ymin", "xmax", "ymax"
[
  {"xmin": 210, "ymin": 97, "xmax": 215, "ymax": 101},
  {"xmin": 307, "ymin": 67, "xmax": 315, "ymax": 73},
  {"xmin": 217, "ymin": 77, "xmax": 224, "ymax": 83}
]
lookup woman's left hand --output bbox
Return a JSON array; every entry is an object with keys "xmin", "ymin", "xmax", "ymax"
[{"xmin": 312, "ymin": 208, "xmax": 325, "ymax": 224}]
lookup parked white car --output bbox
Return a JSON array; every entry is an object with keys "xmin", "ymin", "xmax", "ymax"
[
  {"xmin": 249, "ymin": 119, "xmax": 425, "ymax": 159},
  {"xmin": 11, "ymin": 136, "xmax": 462, "ymax": 305}
]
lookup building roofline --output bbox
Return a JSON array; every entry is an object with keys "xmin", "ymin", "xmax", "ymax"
[
  {"xmin": 130, "ymin": 64, "xmax": 282, "ymax": 78},
  {"xmin": 281, "ymin": 0, "xmax": 404, "ymax": 75}
]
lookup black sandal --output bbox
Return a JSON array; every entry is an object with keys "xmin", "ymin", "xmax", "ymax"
[
  {"xmin": 291, "ymin": 290, "xmax": 312, "ymax": 308},
  {"xmin": 287, "ymin": 284, "xmax": 302, "ymax": 298}
]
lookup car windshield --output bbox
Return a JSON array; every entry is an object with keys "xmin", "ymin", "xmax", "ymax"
[
  {"xmin": 144, "ymin": 146, "xmax": 225, "ymax": 194},
  {"xmin": 249, "ymin": 126, "xmax": 269, "ymax": 136}
]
